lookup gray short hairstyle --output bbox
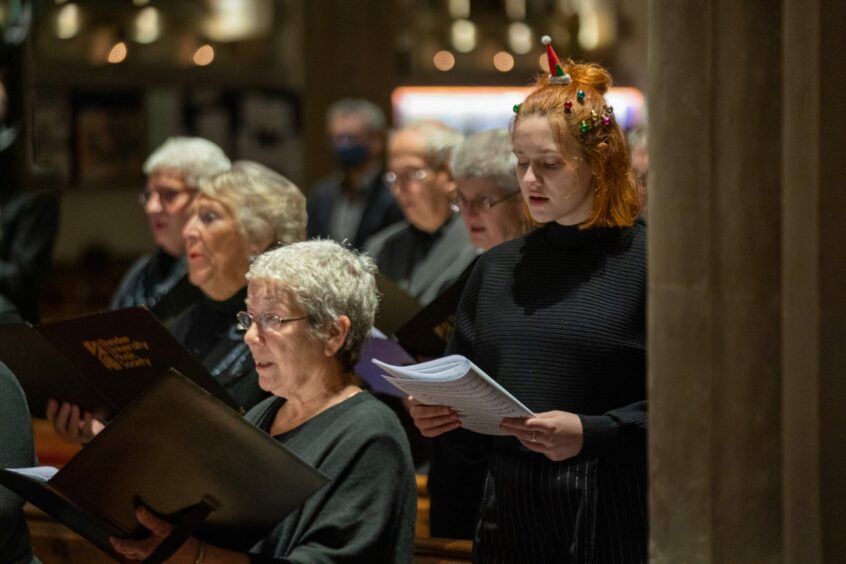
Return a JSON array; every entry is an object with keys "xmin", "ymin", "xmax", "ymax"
[
  {"xmin": 450, "ymin": 129, "xmax": 519, "ymax": 193},
  {"xmin": 142, "ymin": 137, "xmax": 231, "ymax": 188},
  {"xmin": 393, "ymin": 121, "xmax": 465, "ymax": 170},
  {"xmin": 199, "ymin": 161, "xmax": 306, "ymax": 250},
  {"xmin": 247, "ymin": 240, "xmax": 378, "ymax": 371},
  {"xmin": 326, "ymin": 98, "xmax": 386, "ymax": 132}
]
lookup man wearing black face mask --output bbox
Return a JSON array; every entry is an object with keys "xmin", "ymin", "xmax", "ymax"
[{"xmin": 306, "ymin": 98, "xmax": 403, "ymax": 249}]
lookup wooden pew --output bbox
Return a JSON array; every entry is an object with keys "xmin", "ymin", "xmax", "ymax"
[
  {"xmin": 26, "ymin": 505, "xmax": 113, "ymax": 564},
  {"xmin": 414, "ymin": 474, "xmax": 473, "ymax": 563}
]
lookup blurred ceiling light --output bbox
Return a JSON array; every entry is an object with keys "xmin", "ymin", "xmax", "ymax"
[
  {"xmin": 193, "ymin": 44, "xmax": 215, "ymax": 66},
  {"xmin": 133, "ymin": 6, "xmax": 161, "ymax": 44},
  {"xmin": 107, "ymin": 41, "xmax": 128, "ymax": 64},
  {"xmin": 433, "ymin": 50, "xmax": 456, "ymax": 72},
  {"xmin": 508, "ymin": 22, "xmax": 532, "ymax": 54},
  {"xmin": 133, "ymin": 0, "xmax": 151, "ymax": 5},
  {"xmin": 204, "ymin": 0, "xmax": 273, "ymax": 42},
  {"xmin": 493, "ymin": 51, "xmax": 515, "ymax": 73},
  {"xmin": 55, "ymin": 3, "xmax": 80, "ymax": 39},
  {"xmin": 577, "ymin": 0, "xmax": 617, "ymax": 51},
  {"xmin": 451, "ymin": 19, "xmax": 476, "ymax": 53},
  {"xmin": 505, "ymin": 0, "xmax": 526, "ymax": 21},
  {"xmin": 538, "ymin": 53, "xmax": 549, "ymax": 72},
  {"xmin": 448, "ymin": 0, "xmax": 470, "ymax": 19}
]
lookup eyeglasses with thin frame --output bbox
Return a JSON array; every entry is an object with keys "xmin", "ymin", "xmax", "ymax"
[
  {"xmin": 384, "ymin": 168, "xmax": 430, "ymax": 189},
  {"xmin": 452, "ymin": 190, "xmax": 521, "ymax": 213},
  {"xmin": 236, "ymin": 311, "xmax": 309, "ymax": 333},
  {"xmin": 138, "ymin": 188, "xmax": 196, "ymax": 208}
]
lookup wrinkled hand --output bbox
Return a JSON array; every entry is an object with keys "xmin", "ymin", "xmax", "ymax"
[
  {"xmin": 110, "ymin": 506, "xmax": 198, "ymax": 563},
  {"xmin": 500, "ymin": 410, "xmax": 584, "ymax": 461},
  {"xmin": 46, "ymin": 400, "xmax": 105, "ymax": 445},
  {"xmin": 407, "ymin": 396, "xmax": 461, "ymax": 438}
]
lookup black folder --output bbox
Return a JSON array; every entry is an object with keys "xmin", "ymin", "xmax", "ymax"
[
  {"xmin": 394, "ymin": 265, "xmax": 472, "ymax": 359},
  {"xmin": 373, "ymin": 273, "xmax": 422, "ymax": 336},
  {"xmin": 0, "ymin": 370, "xmax": 329, "ymax": 563},
  {"xmin": 0, "ymin": 307, "xmax": 240, "ymax": 420}
]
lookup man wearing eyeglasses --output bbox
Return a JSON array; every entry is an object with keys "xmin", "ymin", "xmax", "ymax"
[
  {"xmin": 307, "ymin": 99, "xmax": 403, "ymax": 249},
  {"xmin": 110, "ymin": 137, "xmax": 230, "ymax": 321},
  {"xmin": 364, "ymin": 122, "xmax": 478, "ymax": 306}
]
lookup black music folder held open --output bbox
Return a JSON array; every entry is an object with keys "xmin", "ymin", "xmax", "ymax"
[
  {"xmin": 0, "ymin": 307, "xmax": 240, "ymax": 420},
  {"xmin": 0, "ymin": 370, "xmax": 329, "ymax": 563}
]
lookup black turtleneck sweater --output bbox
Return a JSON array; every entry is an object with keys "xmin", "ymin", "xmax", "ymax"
[
  {"xmin": 170, "ymin": 287, "xmax": 268, "ymax": 412},
  {"xmin": 429, "ymin": 220, "xmax": 647, "ymax": 562}
]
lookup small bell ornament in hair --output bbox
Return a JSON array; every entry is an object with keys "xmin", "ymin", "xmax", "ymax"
[{"xmin": 542, "ymin": 35, "xmax": 571, "ymax": 85}]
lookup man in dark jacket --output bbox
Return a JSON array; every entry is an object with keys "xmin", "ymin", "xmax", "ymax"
[{"xmin": 307, "ymin": 98, "xmax": 402, "ymax": 249}]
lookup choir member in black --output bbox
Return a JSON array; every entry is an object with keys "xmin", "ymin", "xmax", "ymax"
[
  {"xmin": 364, "ymin": 122, "xmax": 477, "ymax": 305},
  {"xmin": 410, "ymin": 42, "xmax": 647, "ymax": 563},
  {"xmin": 110, "ymin": 136, "xmax": 230, "ymax": 320},
  {"xmin": 111, "ymin": 240, "xmax": 416, "ymax": 564},
  {"xmin": 48, "ymin": 161, "xmax": 308, "ymax": 441}
]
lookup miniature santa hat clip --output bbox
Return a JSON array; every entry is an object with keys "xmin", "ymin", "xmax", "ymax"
[{"xmin": 542, "ymin": 35, "xmax": 571, "ymax": 85}]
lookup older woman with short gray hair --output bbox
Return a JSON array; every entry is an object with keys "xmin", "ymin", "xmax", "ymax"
[
  {"xmin": 450, "ymin": 128, "xmax": 529, "ymax": 251},
  {"xmin": 112, "ymin": 240, "xmax": 417, "ymax": 564}
]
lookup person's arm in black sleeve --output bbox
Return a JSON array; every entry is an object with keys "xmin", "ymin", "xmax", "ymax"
[{"xmin": 578, "ymin": 400, "xmax": 647, "ymax": 461}]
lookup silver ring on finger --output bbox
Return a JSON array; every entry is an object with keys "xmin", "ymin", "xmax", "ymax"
[{"xmin": 530, "ymin": 431, "xmax": 538, "ymax": 443}]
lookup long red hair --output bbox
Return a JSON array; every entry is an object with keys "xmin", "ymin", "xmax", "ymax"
[{"xmin": 513, "ymin": 62, "xmax": 640, "ymax": 229}]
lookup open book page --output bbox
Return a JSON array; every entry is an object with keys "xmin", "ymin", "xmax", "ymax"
[
  {"xmin": 372, "ymin": 355, "xmax": 535, "ymax": 435},
  {"xmin": 8, "ymin": 466, "xmax": 59, "ymax": 482}
]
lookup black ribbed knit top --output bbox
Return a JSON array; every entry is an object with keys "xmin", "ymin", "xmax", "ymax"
[{"xmin": 448, "ymin": 219, "xmax": 647, "ymax": 456}]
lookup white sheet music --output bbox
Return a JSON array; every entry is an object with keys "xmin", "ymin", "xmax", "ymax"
[
  {"xmin": 374, "ymin": 355, "xmax": 535, "ymax": 435},
  {"xmin": 9, "ymin": 466, "xmax": 59, "ymax": 482}
]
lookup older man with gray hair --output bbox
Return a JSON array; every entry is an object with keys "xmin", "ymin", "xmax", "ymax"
[{"xmin": 364, "ymin": 122, "xmax": 477, "ymax": 305}]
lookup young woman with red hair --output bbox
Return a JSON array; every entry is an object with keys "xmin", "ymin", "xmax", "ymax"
[{"xmin": 410, "ymin": 50, "xmax": 647, "ymax": 563}]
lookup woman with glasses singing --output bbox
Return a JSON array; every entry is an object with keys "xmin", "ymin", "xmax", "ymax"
[
  {"xmin": 450, "ymin": 128, "xmax": 531, "ymax": 252},
  {"xmin": 110, "ymin": 137, "xmax": 229, "ymax": 320},
  {"xmin": 111, "ymin": 240, "xmax": 417, "ymax": 564},
  {"xmin": 410, "ymin": 51, "xmax": 648, "ymax": 562},
  {"xmin": 49, "ymin": 161, "xmax": 306, "ymax": 442}
]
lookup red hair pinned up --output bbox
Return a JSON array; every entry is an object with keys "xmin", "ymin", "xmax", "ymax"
[{"xmin": 513, "ymin": 61, "xmax": 640, "ymax": 229}]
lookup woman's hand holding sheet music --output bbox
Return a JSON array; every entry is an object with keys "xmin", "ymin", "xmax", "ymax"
[
  {"xmin": 500, "ymin": 410, "xmax": 584, "ymax": 462},
  {"xmin": 407, "ymin": 396, "xmax": 462, "ymax": 437},
  {"xmin": 45, "ymin": 400, "xmax": 104, "ymax": 445}
]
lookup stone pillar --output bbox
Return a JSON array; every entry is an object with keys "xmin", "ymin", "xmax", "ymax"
[
  {"xmin": 650, "ymin": 0, "xmax": 846, "ymax": 561},
  {"xmin": 649, "ymin": 0, "xmax": 783, "ymax": 561},
  {"xmin": 782, "ymin": 0, "xmax": 846, "ymax": 561}
]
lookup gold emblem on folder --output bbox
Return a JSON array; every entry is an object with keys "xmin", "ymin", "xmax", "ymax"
[{"xmin": 82, "ymin": 336, "xmax": 152, "ymax": 371}]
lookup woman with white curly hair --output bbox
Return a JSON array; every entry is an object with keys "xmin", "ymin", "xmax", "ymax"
[{"xmin": 112, "ymin": 239, "xmax": 417, "ymax": 564}]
